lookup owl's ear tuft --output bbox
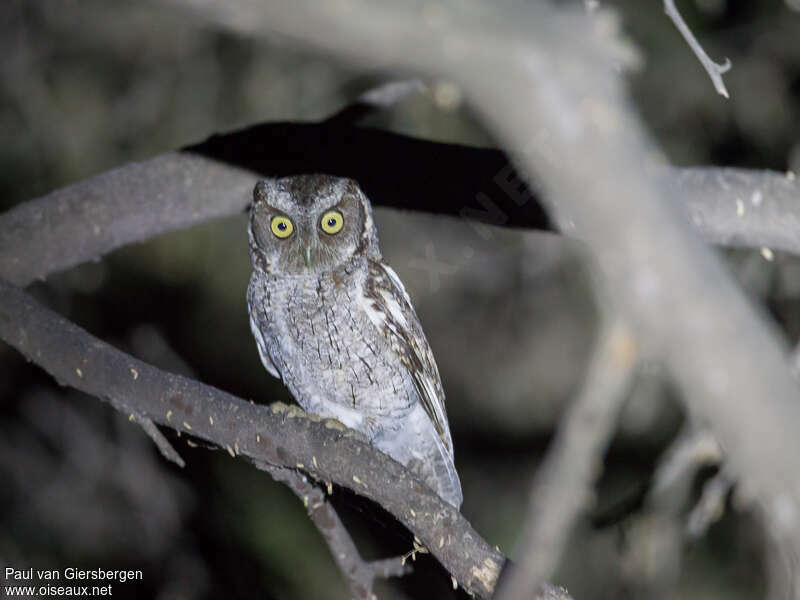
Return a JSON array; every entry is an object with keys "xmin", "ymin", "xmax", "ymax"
[
  {"xmin": 343, "ymin": 178, "xmax": 362, "ymax": 195},
  {"xmin": 253, "ymin": 179, "xmax": 277, "ymax": 204}
]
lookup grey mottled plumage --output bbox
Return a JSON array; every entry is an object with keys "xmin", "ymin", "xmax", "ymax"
[{"xmin": 246, "ymin": 175, "xmax": 462, "ymax": 508}]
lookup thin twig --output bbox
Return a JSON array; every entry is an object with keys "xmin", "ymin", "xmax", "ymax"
[
  {"xmin": 618, "ymin": 426, "xmax": 722, "ymax": 598},
  {"xmin": 650, "ymin": 426, "xmax": 722, "ymax": 499},
  {"xmin": 497, "ymin": 319, "xmax": 637, "ymax": 600},
  {"xmin": 357, "ymin": 79, "xmax": 425, "ymax": 108},
  {"xmin": 136, "ymin": 415, "xmax": 185, "ymax": 468},
  {"xmin": 323, "ymin": 79, "xmax": 425, "ymax": 126},
  {"xmin": 686, "ymin": 471, "xmax": 732, "ymax": 538},
  {"xmin": 259, "ymin": 464, "xmax": 411, "ymax": 599},
  {"xmin": 664, "ymin": 0, "xmax": 731, "ymax": 98}
]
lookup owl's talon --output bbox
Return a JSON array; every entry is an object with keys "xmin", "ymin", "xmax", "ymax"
[
  {"xmin": 323, "ymin": 417, "xmax": 348, "ymax": 432},
  {"xmin": 323, "ymin": 417, "xmax": 370, "ymax": 444}
]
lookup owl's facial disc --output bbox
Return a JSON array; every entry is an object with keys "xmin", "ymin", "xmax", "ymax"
[{"xmin": 249, "ymin": 176, "xmax": 372, "ymax": 276}]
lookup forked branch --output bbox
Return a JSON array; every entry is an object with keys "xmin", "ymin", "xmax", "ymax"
[
  {"xmin": 259, "ymin": 464, "xmax": 411, "ymax": 599},
  {"xmin": 664, "ymin": 0, "xmax": 731, "ymax": 98}
]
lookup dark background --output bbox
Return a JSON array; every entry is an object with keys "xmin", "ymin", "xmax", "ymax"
[{"xmin": 1, "ymin": 1, "xmax": 799, "ymax": 598}]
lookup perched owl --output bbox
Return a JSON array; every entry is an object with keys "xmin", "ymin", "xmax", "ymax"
[{"xmin": 246, "ymin": 175, "xmax": 462, "ymax": 508}]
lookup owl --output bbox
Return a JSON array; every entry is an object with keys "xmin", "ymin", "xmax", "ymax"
[{"xmin": 246, "ymin": 174, "xmax": 462, "ymax": 508}]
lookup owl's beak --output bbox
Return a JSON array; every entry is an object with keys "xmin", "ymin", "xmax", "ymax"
[{"xmin": 304, "ymin": 246, "xmax": 313, "ymax": 269}]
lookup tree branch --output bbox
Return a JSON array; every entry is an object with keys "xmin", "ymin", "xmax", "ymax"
[
  {"xmin": 497, "ymin": 319, "xmax": 637, "ymax": 600},
  {"xmin": 0, "ymin": 276, "xmax": 573, "ymax": 600},
  {"xmin": 671, "ymin": 167, "xmax": 800, "ymax": 258},
  {"xmin": 136, "ymin": 414, "xmax": 186, "ymax": 468},
  {"xmin": 663, "ymin": 0, "xmax": 731, "ymax": 98},
  {"xmin": 258, "ymin": 464, "xmax": 410, "ymax": 599},
  {"xmin": 650, "ymin": 426, "xmax": 722, "ymax": 501},
  {"xmin": 2, "ymin": 118, "xmax": 799, "ymax": 289},
  {"xmin": 0, "ymin": 152, "xmax": 256, "ymax": 287},
  {"xmin": 686, "ymin": 471, "xmax": 732, "ymax": 538}
]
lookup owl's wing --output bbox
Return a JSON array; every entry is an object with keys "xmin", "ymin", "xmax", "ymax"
[
  {"xmin": 247, "ymin": 279, "xmax": 281, "ymax": 379},
  {"xmin": 361, "ymin": 261, "xmax": 453, "ymax": 456}
]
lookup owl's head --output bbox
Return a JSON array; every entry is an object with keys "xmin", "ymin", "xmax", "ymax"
[{"xmin": 248, "ymin": 175, "xmax": 380, "ymax": 275}]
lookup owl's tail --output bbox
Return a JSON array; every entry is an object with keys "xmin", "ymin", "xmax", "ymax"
[
  {"xmin": 374, "ymin": 407, "xmax": 463, "ymax": 509},
  {"xmin": 427, "ymin": 434, "xmax": 463, "ymax": 509}
]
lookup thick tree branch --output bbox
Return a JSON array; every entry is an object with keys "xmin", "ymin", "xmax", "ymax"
[
  {"xmin": 1, "ymin": 122, "xmax": 800, "ymax": 288},
  {"xmin": 0, "ymin": 153, "xmax": 256, "ymax": 287},
  {"xmin": 0, "ymin": 276, "xmax": 573, "ymax": 600},
  {"xmin": 671, "ymin": 167, "xmax": 800, "ymax": 257}
]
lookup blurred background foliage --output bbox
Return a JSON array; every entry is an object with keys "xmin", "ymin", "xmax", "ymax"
[{"xmin": 1, "ymin": 0, "xmax": 799, "ymax": 598}]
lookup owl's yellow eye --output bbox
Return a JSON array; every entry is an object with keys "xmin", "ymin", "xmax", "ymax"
[
  {"xmin": 270, "ymin": 216, "xmax": 294, "ymax": 239},
  {"xmin": 320, "ymin": 210, "xmax": 344, "ymax": 235}
]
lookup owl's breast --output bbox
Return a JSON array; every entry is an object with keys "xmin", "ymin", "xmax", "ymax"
[{"xmin": 251, "ymin": 270, "xmax": 417, "ymax": 430}]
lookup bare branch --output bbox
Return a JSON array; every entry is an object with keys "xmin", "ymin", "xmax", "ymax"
[
  {"xmin": 498, "ymin": 319, "xmax": 637, "ymax": 600},
  {"xmin": 259, "ymin": 464, "xmax": 410, "ymax": 599},
  {"xmin": 672, "ymin": 167, "xmax": 800, "ymax": 256},
  {"xmin": 0, "ymin": 277, "xmax": 574, "ymax": 599},
  {"xmin": 0, "ymin": 153, "xmax": 256, "ymax": 287},
  {"xmin": 0, "ymin": 124, "xmax": 552, "ymax": 287},
  {"xmin": 663, "ymin": 0, "xmax": 731, "ymax": 98},
  {"xmin": 136, "ymin": 415, "xmax": 185, "ymax": 468},
  {"xmin": 765, "ymin": 530, "xmax": 800, "ymax": 600},
  {"xmin": 354, "ymin": 79, "xmax": 425, "ymax": 109},
  {"xmin": 651, "ymin": 426, "xmax": 722, "ymax": 499},
  {"xmin": 2, "ymin": 123, "xmax": 799, "ymax": 289},
  {"xmin": 686, "ymin": 472, "xmax": 732, "ymax": 538},
  {"xmin": 323, "ymin": 79, "xmax": 425, "ymax": 126}
]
